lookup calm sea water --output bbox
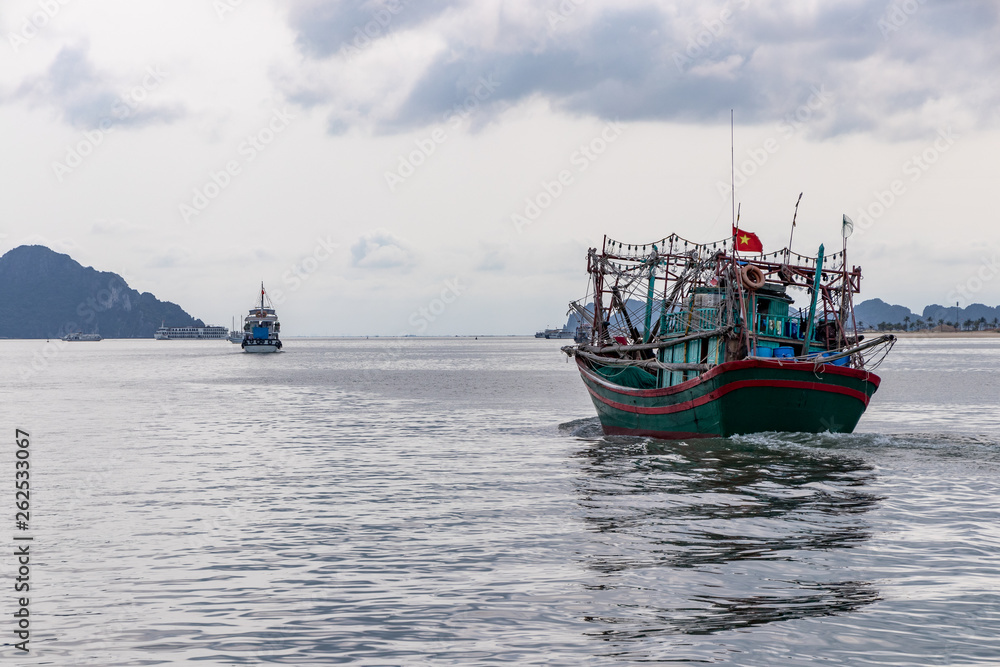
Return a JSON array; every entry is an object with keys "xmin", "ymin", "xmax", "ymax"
[{"xmin": 2, "ymin": 335, "xmax": 1000, "ymax": 665}]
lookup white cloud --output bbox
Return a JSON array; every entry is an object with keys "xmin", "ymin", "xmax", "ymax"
[{"xmin": 350, "ymin": 229, "xmax": 415, "ymax": 269}]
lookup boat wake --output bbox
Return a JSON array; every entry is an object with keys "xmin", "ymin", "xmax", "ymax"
[
  {"xmin": 558, "ymin": 417, "xmax": 604, "ymax": 439},
  {"xmin": 560, "ymin": 419, "xmax": 1000, "ymax": 461}
]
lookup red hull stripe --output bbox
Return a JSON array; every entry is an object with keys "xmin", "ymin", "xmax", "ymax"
[
  {"xmin": 584, "ymin": 377, "xmax": 871, "ymax": 416},
  {"xmin": 577, "ymin": 357, "xmax": 881, "ymax": 398}
]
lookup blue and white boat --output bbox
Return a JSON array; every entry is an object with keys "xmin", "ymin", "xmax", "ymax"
[{"xmin": 241, "ymin": 284, "xmax": 282, "ymax": 353}]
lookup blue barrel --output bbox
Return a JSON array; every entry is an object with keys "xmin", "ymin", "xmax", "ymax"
[
  {"xmin": 820, "ymin": 351, "xmax": 848, "ymax": 367},
  {"xmin": 754, "ymin": 347, "xmax": 773, "ymax": 358},
  {"xmin": 774, "ymin": 346, "xmax": 794, "ymax": 358}
]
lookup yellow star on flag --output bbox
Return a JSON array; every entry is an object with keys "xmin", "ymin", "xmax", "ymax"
[{"xmin": 739, "ymin": 234, "xmax": 750, "ymax": 246}]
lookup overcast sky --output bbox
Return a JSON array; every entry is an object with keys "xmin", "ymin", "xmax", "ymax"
[{"xmin": 1, "ymin": 0, "xmax": 998, "ymax": 335}]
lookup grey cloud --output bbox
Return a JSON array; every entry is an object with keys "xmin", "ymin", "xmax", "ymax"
[
  {"xmin": 14, "ymin": 45, "xmax": 184, "ymax": 130},
  {"xmin": 286, "ymin": 0, "xmax": 1000, "ymax": 139},
  {"xmin": 290, "ymin": 0, "xmax": 462, "ymax": 58},
  {"xmin": 387, "ymin": 6, "xmax": 759, "ymax": 130}
]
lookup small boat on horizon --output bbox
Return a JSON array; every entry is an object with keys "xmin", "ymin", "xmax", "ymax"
[
  {"xmin": 241, "ymin": 283, "xmax": 282, "ymax": 353},
  {"xmin": 562, "ymin": 222, "xmax": 895, "ymax": 438}
]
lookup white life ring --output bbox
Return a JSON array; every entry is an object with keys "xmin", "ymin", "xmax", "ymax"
[{"xmin": 741, "ymin": 264, "xmax": 766, "ymax": 290}]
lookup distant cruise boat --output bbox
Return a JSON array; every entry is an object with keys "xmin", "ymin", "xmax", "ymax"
[
  {"xmin": 154, "ymin": 324, "xmax": 229, "ymax": 340},
  {"xmin": 62, "ymin": 332, "xmax": 102, "ymax": 341},
  {"xmin": 241, "ymin": 284, "xmax": 282, "ymax": 353}
]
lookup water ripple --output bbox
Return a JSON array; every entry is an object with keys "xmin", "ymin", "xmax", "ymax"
[{"xmin": 2, "ymin": 337, "xmax": 1000, "ymax": 665}]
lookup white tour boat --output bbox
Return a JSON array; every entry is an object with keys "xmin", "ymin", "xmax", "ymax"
[
  {"xmin": 241, "ymin": 284, "xmax": 282, "ymax": 353},
  {"xmin": 154, "ymin": 324, "xmax": 229, "ymax": 340},
  {"xmin": 62, "ymin": 332, "xmax": 102, "ymax": 341}
]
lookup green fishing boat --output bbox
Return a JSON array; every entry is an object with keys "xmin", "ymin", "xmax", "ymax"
[{"xmin": 563, "ymin": 220, "xmax": 895, "ymax": 438}]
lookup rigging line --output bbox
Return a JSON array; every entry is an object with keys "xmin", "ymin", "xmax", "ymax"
[{"xmin": 708, "ymin": 189, "xmax": 735, "ymax": 234}]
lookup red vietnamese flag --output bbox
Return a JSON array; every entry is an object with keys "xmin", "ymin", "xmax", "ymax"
[{"xmin": 732, "ymin": 225, "xmax": 764, "ymax": 253}]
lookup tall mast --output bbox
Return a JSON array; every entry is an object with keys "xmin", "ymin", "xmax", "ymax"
[
  {"xmin": 729, "ymin": 111, "xmax": 752, "ymax": 358},
  {"xmin": 729, "ymin": 109, "xmax": 736, "ymax": 241}
]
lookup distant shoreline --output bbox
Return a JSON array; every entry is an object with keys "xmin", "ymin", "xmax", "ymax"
[{"xmin": 864, "ymin": 330, "xmax": 1000, "ymax": 338}]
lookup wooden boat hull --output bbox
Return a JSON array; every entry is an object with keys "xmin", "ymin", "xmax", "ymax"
[{"xmin": 577, "ymin": 357, "xmax": 881, "ymax": 438}]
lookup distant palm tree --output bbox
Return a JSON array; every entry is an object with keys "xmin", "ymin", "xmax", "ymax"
[
  {"xmin": 916, "ymin": 317, "xmax": 924, "ymax": 330},
  {"xmin": 938, "ymin": 318, "xmax": 944, "ymax": 330},
  {"xmin": 993, "ymin": 317, "xmax": 999, "ymax": 330},
  {"xmin": 903, "ymin": 315, "xmax": 911, "ymax": 331}
]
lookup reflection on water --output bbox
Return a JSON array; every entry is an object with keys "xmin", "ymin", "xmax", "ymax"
[
  {"xmin": 572, "ymin": 433, "xmax": 881, "ymax": 643},
  {"xmin": 4, "ymin": 337, "xmax": 1000, "ymax": 664}
]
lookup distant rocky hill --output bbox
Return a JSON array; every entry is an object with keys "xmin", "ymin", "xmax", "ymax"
[
  {"xmin": 564, "ymin": 299, "xmax": 666, "ymax": 332},
  {"xmin": 0, "ymin": 245, "xmax": 203, "ymax": 338},
  {"xmin": 560, "ymin": 297, "xmax": 1000, "ymax": 332},
  {"xmin": 848, "ymin": 298, "xmax": 999, "ymax": 330}
]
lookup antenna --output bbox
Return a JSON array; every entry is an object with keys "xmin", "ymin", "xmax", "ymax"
[
  {"xmin": 785, "ymin": 192, "xmax": 803, "ymax": 263},
  {"xmin": 729, "ymin": 109, "xmax": 736, "ymax": 241}
]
